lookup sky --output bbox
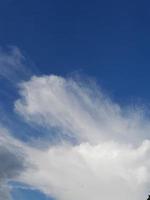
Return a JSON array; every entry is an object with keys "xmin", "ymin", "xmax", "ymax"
[{"xmin": 1, "ymin": 0, "xmax": 150, "ymax": 200}]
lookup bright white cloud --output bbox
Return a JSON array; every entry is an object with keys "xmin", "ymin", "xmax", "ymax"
[
  {"xmin": 17, "ymin": 140, "xmax": 150, "ymax": 200},
  {"xmin": 1, "ymin": 73, "xmax": 150, "ymax": 200},
  {"xmin": 15, "ymin": 75, "xmax": 150, "ymax": 144},
  {"xmin": 10, "ymin": 75, "xmax": 150, "ymax": 200}
]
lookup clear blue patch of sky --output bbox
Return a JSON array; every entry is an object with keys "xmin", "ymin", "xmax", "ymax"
[
  {"xmin": 0, "ymin": 0, "xmax": 150, "ymax": 104},
  {"xmin": 11, "ymin": 182, "xmax": 53, "ymax": 200}
]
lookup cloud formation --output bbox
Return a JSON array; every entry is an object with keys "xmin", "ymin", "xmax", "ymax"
[
  {"xmin": 15, "ymin": 75, "xmax": 150, "ymax": 145},
  {"xmin": 0, "ymin": 127, "xmax": 25, "ymax": 200},
  {"xmin": 10, "ymin": 75, "xmax": 150, "ymax": 200},
  {"xmin": 0, "ymin": 49, "xmax": 150, "ymax": 200}
]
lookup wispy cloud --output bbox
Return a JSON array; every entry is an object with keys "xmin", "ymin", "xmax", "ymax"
[
  {"xmin": 0, "ymin": 50, "xmax": 150, "ymax": 200},
  {"xmin": 0, "ymin": 127, "xmax": 26, "ymax": 200},
  {"xmin": 0, "ymin": 46, "xmax": 31, "ymax": 83},
  {"xmin": 15, "ymin": 75, "xmax": 150, "ymax": 145}
]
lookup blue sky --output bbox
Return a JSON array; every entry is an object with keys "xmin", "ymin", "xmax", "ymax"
[
  {"xmin": 1, "ymin": 1, "xmax": 150, "ymax": 200},
  {"xmin": 1, "ymin": 0, "xmax": 150, "ymax": 102}
]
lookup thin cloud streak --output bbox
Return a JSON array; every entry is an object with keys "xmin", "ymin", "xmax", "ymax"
[{"xmin": 0, "ymin": 46, "xmax": 31, "ymax": 83}]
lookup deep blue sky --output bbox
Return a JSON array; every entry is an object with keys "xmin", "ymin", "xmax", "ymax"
[
  {"xmin": 1, "ymin": 1, "xmax": 150, "ymax": 199},
  {"xmin": 1, "ymin": 0, "xmax": 150, "ymax": 104},
  {"xmin": 0, "ymin": 0, "xmax": 150, "ymax": 101}
]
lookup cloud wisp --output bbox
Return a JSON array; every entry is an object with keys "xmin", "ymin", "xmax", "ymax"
[
  {"xmin": 1, "ymin": 70, "xmax": 150, "ymax": 199},
  {"xmin": 0, "ymin": 46, "xmax": 31, "ymax": 83}
]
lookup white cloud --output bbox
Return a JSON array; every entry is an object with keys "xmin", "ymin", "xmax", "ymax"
[
  {"xmin": 15, "ymin": 75, "xmax": 150, "ymax": 145},
  {"xmin": 1, "ymin": 73, "xmax": 150, "ymax": 200},
  {"xmin": 11, "ymin": 75, "xmax": 150, "ymax": 200},
  {"xmin": 16, "ymin": 140, "xmax": 150, "ymax": 200}
]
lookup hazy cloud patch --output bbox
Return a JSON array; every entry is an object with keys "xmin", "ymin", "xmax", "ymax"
[
  {"xmin": 0, "ymin": 128, "xmax": 26, "ymax": 200},
  {"xmin": 0, "ymin": 46, "xmax": 31, "ymax": 83}
]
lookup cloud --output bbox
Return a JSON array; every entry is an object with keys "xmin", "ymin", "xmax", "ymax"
[
  {"xmin": 1, "ymin": 72, "xmax": 150, "ymax": 200},
  {"xmin": 10, "ymin": 75, "xmax": 150, "ymax": 200},
  {"xmin": 0, "ymin": 46, "xmax": 30, "ymax": 82},
  {"xmin": 0, "ymin": 127, "xmax": 26, "ymax": 200},
  {"xmin": 15, "ymin": 75, "xmax": 150, "ymax": 145},
  {"xmin": 19, "ymin": 141, "xmax": 150, "ymax": 200}
]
